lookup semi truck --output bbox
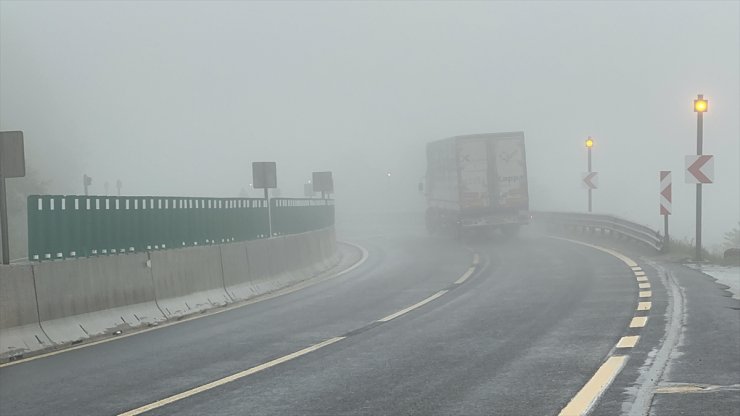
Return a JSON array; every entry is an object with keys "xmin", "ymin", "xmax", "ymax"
[{"xmin": 424, "ymin": 131, "xmax": 529, "ymax": 237}]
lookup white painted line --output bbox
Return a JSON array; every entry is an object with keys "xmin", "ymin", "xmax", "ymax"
[
  {"xmin": 558, "ymin": 355, "xmax": 628, "ymax": 416},
  {"xmin": 472, "ymin": 253, "xmax": 480, "ymax": 265},
  {"xmin": 636, "ymin": 302, "xmax": 652, "ymax": 311},
  {"xmin": 639, "ymin": 291, "xmax": 652, "ymax": 298},
  {"xmin": 378, "ymin": 290, "xmax": 448, "ymax": 322},
  {"xmin": 616, "ymin": 335, "xmax": 640, "ymax": 348},
  {"xmin": 638, "ymin": 283, "xmax": 651, "ymax": 289},
  {"xmin": 118, "ymin": 337, "xmax": 345, "ymax": 416},
  {"xmin": 630, "ymin": 317, "xmax": 648, "ymax": 328},
  {"xmin": 636, "ymin": 276, "xmax": 648, "ymax": 282},
  {"xmin": 454, "ymin": 267, "xmax": 476, "ymax": 284},
  {"xmin": 548, "ymin": 236, "xmax": 638, "ymax": 267}
]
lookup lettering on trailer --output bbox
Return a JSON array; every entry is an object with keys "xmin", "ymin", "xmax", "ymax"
[
  {"xmin": 660, "ymin": 171, "xmax": 672, "ymax": 215},
  {"xmin": 581, "ymin": 172, "xmax": 598, "ymax": 189},
  {"xmin": 685, "ymin": 155, "xmax": 714, "ymax": 184}
]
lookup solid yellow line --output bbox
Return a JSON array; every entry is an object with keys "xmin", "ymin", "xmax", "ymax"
[
  {"xmin": 638, "ymin": 283, "xmax": 651, "ymax": 289},
  {"xmin": 454, "ymin": 267, "xmax": 476, "ymax": 284},
  {"xmin": 378, "ymin": 290, "xmax": 448, "ymax": 322},
  {"xmin": 636, "ymin": 302, "xmax": 652, "ymax": 311},
  {"xmin": 639, "ymin": 291, "xmax": 652, "ymax": 298},
  {"xmin": 558, "ymin": 355, "xmax": 628, "ymax": 416},
  {"xmin": 616, "ymin": 335, "xmax": 640, "ymax": 348},
  {"xmin": 118, "ymin": 337, "xmax": 345, "ymax": 416},
  {"xmin": 629, "ymin": 317, "xmax": 648, "ymax": 328},
  {"xmin": 636, "ymin": 276, "xmax": 648, "ymax": 282}
]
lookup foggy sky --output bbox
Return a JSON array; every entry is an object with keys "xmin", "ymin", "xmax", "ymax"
[{"xmin": 1, "ymin": 0, "xmax": 738, "ymax": 246}]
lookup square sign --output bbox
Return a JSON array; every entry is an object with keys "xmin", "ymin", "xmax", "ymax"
[
  {"xmin": 312, "ymin": 171, "xmax": 334, "ymax": 194},
  {"xmin": 252, "ymin": 162, "xmax": 277, "ymax": 189},
  {"xmin": 0, "ymin": 131, "xmax": 25, "ymax": 178},
  {"xmin": 685, "ymin": 155, "xmax": 714, "ymax": 184}
]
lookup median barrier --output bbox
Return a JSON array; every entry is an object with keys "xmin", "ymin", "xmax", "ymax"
[
  {"xmin": 150, "ymin": 245, "xmax": 233, "ymax": 318},
  {"xmin": 32, "ymin": 253, "xmax": 166, "ymax": 345},
  {"xmin": 0, "ymin": 264, "xmax": 51, "ymax": 359},
  {"xmin": 220, "ymin": 241, "xmax": 256, "ymax": 301}
]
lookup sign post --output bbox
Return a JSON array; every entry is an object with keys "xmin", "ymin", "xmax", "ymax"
[
  {"xmin": 252, "ymin": 162, "xmax": 277, "ymax": 238},
  {"xmin": 312, "ymin": 171, "xmax": 334, "ymax": 200},
  {"xmin": 689, "ymin": 94, "xmax": 710, "ymax": 261},
  {"xmin": 660, "ymin": 171, "xmax": 672, "ymax": 250},
  {"xmin": 0, "ymin": 131, "xmax": 26, "ymax": 264}
]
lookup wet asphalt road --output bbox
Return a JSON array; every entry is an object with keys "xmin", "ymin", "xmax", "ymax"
[{"xmin": 0, "ymin": 213, "xmax": 736, "ymax": 415}]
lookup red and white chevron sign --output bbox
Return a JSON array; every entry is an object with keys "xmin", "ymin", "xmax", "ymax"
[
  {"xmin": 660, "ymin": 171, "xmax": 671, "ymax": 215},
  {"xmin": 582, "ymin": 172, "xmax": 598, "ymax": 189},
  {"xmin": 685, "ymin": 155, "xmax": 714, "ymax": 184}
]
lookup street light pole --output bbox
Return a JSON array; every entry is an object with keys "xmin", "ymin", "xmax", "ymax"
[
  {"xmin": 585, "ymin": 137, "xmax": 594, "ymax": 213},
  {"xmin": 693, "ymin": 94, "xmax": 707, "ymax": 261}
]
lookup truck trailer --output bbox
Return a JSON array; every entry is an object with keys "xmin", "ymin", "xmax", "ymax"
[{"xmin": 424, "ymin": 132, "xmax": 529, "ymax": 237}]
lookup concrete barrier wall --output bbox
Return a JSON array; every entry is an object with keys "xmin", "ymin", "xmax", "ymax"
[
  {"xmin": 0, "ymin": 264, "xmax": 51, "ymax": 357},
  {"xmin": 0, "ymin": 226, "xmax": 337, "ymax": 360},
  {"xmin": 32, "ymin": 253, "xmax": 166, "ymax": 344}
]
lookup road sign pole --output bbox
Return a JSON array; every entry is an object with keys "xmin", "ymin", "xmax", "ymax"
[
  {"xmin": 587, "ymin": 147, "xmax": 592, "ymax": 213},
  {"xmin": 0, "ymin": 173, "xmax": 9, "ymax": 264},
  {"xmin": 264, "ymin": 188, "xmax": 272, "ymax": 238},
  {"xmin": 663, "ymin": 214, "xmax": 669, "ymax": 250},
  {"xmin": 695, "ymin": 110, "xmax": 703, "ymax": 261}
]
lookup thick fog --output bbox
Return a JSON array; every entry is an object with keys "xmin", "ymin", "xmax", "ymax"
[{"xmin": 1, "ymin": 1, "xmax": 738, "ymax": 247}]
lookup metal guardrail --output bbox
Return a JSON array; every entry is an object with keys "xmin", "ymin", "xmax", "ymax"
[
  {"xmin": 27, "ymin": 195, "xmax": 334, "ymax": 261},
  {"xmin": 532, "ymin": 211, "xmax": 664, "ymax": 251}
]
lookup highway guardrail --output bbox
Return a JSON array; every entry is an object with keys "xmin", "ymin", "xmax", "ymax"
[{"xmin": 532, "ymin": 211, "xmax": 664, "ymax": 252}]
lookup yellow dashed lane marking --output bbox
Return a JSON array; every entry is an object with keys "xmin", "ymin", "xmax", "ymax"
[
  {"xmin": 117, "ymin": 336, "xmax": 345, "ymax": 416},
  {"xmin": 472, "ymin": 253, "xmax": 480, "ymax": 265},
  {"xmin": 616, "ymin": 335, "xmax": 640, "ymax": 348},
  {"xmin": 630, "ymin": 317, "xmax": 648, "ymax": 328},
  {"xmin": 638, "ymin": 283, "xmax": 651, "ymax": 289},
  {"xmin": 631, "ymin": 266, "xmax": 642, "ymax": 271},
  {"xmin": 636, "ymin": 276, "xmax": 648, "ymax": 282},
  {"xmin": 637, "ymin": 302, "xmax": 652, "ymax": 311},
  {"xmin": 634, "ymin": 271, "xmax": 646, "ymax": 277},
  {"xmin": 639, "ymin": 291, "xmax": 652, "ymax": 298},
  {"xmin": 558, "ymin": 355, "xmax": 628, "ymax": 416}
]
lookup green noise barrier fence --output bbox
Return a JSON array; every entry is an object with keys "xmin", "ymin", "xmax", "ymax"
[{"xmin": 27, "ymin": 195, "xmax": 335, "ymax": 261}]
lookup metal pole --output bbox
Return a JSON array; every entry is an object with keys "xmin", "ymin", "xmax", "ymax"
[
  {"xmin": 663, "ymin": 214, "xmax": 669, "ymax": 250},
  {"xmin": 588, "ymin": 147, "xmax": 592, "ymax": 213},
  {"xmin": 0, "ymin": 174, "xmax": 9, "ymax": 264},
  {"xmin": 264, "ymin": 188, "xmax": 272, "ymax": 238},
  {"xmin": 695, "ymin": 110, "xmax": 703, "ymax": 261}
]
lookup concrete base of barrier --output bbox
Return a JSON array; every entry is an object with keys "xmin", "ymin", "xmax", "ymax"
[
  {"xmin": 32, "ymin": 253, "xmax": 166, "ymax": 345},
  {"xmin": 0, "ymin": 265, "xmax": 52, "ymax": 359},
  {"xmin": 0, "ymin": 226, "xmax": 338, "ymax": 360},
  {"xmin": 150, "ymin": 245, "xmax": 233, "ymax": 318}
]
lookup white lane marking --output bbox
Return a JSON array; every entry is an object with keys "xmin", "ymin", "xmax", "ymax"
[
  {"xmin": 630, "ymin": 317, "xmax": 648, "ymax": 328},
  {"xmin": 454, "ymin": 267, "xmax": 476, "ymax": 284},
  {"xmin": 117, "ymin": 337, "xmax": 345, "ymax": 416},
  {"xmin": 548, "ymin": 236, "xmax": 637, "ymax": 267},
  {"xmin": 0, "ymin": 241, "xmax": 369, "ymax": 369},
  {"xmin": 378, "ymin": 290, "xmax": 448, "ymax": 322},
  {"xmin": 558, "ymin": 355, "xmax": 628, "ymax": 416},
  {"xmin": 636, "ymin": 276, "xmax": 649, "ymax": 282},
  {"xmin": 616, "ymin": 335, "xmax": 640, "ymax": 348},
  {"xmin": 637, "ymin": 302, "xmax": 652, "ymax": 311},
  {"xmin": 638, "ymin": 283, "xmax": 651, "ymax": 289},
  {"xmin": 639, "ymin": 291, "xmax": 652, "ymax": 298}
]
